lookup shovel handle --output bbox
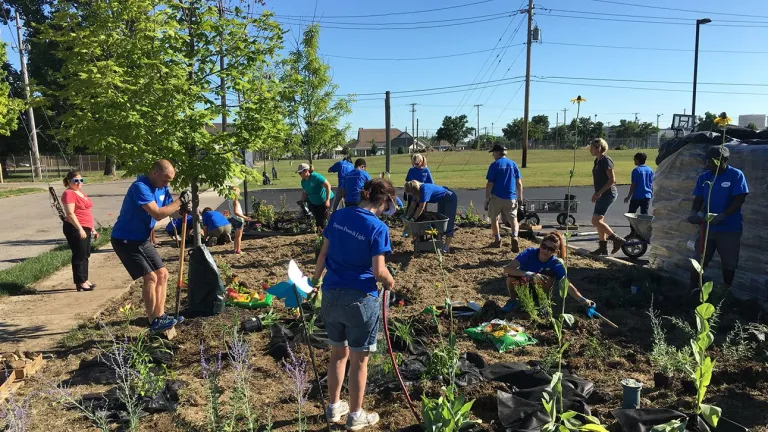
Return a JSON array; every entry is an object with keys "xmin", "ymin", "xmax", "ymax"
[{"xmin": 174, "ymin": 216, "xmax": 188, "ymax": 317}]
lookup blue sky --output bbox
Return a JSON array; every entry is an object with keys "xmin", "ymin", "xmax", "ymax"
[{"xmin": 3, "ymin": 0, "xmax": 767, "ymax": 139}]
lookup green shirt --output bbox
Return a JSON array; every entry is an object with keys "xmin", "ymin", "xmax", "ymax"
[{"xmin": 301, "ymin": 172, "xmax": 334, "ymax": 205}]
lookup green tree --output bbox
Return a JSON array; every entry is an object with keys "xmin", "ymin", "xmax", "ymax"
[
  {"xmin": 435, "ymin": 114, "xmax": 474, "ymax": 146},
  {"xmin": 746, "ymin": 122, "xmax": 758, "ymax": 131},
  {"xmin": 0, "ymin": 43, "xmax": 22, "ymax": 137},
  {"xmin": 612, "ymin": 119, "xmax": 639, "ymax": 139},
  {"xmin": 529, "ymin": 114, "xmax": 549, "ymax": 141},
  {"xmin": 370, "ymin": 140, "xmax": 378, "ymax": 155},
  {"xmin": 547, "ymin": 124, "xmax": 569, "ymax": 142},
  {"xmin": 502, "ymin": 118, "xmax": 524, "ymax": 143},
  {"xmin": 696, "ymin": 111, "xmax": 717, "ymax": 131},
  {"xmin": 44, "ymin": 0, "xmax": 285, "ymax": 244},
  {"xmin": 281, "ymin": 24, "xmax": 353, "ymax": 164}
]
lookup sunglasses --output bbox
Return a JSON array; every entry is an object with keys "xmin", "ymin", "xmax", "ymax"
[
  {"xmin": 72, "ymin": 178, "xmax": 85, "ymax": 184},
  {"xmin": 540, "ymin": 243, "xmax": 557, "ymax": 253}
]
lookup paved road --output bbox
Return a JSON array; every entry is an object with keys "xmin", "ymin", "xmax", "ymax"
[
  {"xmin": 241, "ymin": 185, "xmax": 654, "ymax": 263},
  {"xmin": 0, "ymin": 180, "xmax": 223, "ymax": 271}
]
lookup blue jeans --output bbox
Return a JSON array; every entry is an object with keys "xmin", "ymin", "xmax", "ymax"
[
  {"xmin": 438, "ymin": 189, "xmax": 459, "ymax": 237},
  {"xmin": 321, "ymin": 289, "xmax": 380, "ymax": 352}
]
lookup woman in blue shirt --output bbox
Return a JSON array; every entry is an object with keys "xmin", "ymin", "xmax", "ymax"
[
  {"xmin": 341, "ymin": 158, "xmax": 371, "ymax": 207},
  {"xmin": 404, "ymin": 180, "xmax": 459, "ymax": 252},
  {"xmin": 311, "ymin": 178, "xmax": 396, "ymax": 430},
  {"xmin": 328, "ymin": 156, "xmax": 354, "ymax": 211},
  {"xmin": 404, "ymin": 153, "xmax": 433, "ymax": 204},
  {"xmin": 502, "ymin": 231, "xmax": 594, "ymax": 311}
]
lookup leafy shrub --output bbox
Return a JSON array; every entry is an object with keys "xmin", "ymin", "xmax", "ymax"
[{"xmin": 421, "ymin": 387, "xmax": 478, "ymax": 432}]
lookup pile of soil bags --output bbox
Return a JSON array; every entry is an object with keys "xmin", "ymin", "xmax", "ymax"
[{"xmin": 650, "ymin": 136, "xmax": 768, "ymax": 307}]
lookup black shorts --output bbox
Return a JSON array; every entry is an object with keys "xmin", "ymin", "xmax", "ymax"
[
  {"xmin": 628, "ymin": 198, "xmax": 650, "ymax": 215},
  {"xmin": 111, "ymin": 238, "xmax": 165, "ymax": 280}
]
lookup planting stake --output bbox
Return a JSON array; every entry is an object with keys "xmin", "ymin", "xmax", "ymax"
[
  {"xmin": 291, "ymin": 283, "xmax": 331, "ymax": 432},
  {"xmin": 174, "ymin": 215, "xmax": 188, "ymax": 317},
  {"xmin": 382, "ymin": 289, "xmax": 422, "ymax": 424}
]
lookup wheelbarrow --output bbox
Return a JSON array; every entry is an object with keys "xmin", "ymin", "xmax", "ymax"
[
  {"xmin": 622, "ymin": 213, "xmax": 653, "ymax": 259},
  {"xmin": 402, "ymin": 213, "xmax": 450, "ymax": 252}
]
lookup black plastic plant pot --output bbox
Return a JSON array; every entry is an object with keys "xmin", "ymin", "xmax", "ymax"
[
  {"xmin": 681, "ymin": 379, "xmax": 697, "ymax": 395},
  {"xmin": 241, "ymin": 316, "xmax": 263, "ymax": 333},
  {"xmin": 653, "ymin": 372, "xmax": 675, "ymax": 389}
]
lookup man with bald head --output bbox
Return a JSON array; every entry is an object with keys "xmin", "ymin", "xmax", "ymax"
[{"xmin": 111, "ymin": 159, "xmax": 192, "ymax": 332}]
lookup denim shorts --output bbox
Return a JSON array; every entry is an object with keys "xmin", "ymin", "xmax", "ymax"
[
  {"xmin": 321, "ymin": 289, "xmax": 380, "ymax": 352},
  {"xmin": 593, "ymin": 191, "xmax": 617, "ymax": 217}
]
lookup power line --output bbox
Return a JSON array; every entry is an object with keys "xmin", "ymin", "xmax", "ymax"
[
  {"xmin": 537, "ymin": 75, "xmax": 768, "ymax": 87},
  {"xmin": 544, "ymin": 41, "xmax": 768, "ymax": 55},
  {"xmin": 578, "ymin": 0, "xmax": 768, "ymax": 20},
  {"xmin": 320, "ymin": 43, "xmax": 525, "ymax": 61},
  {"xmin": 538, "ymin": 12, "xmax": 768, "ymax": 28},
  {"xmin": 531, "ymin": 79, "xmax": 768, "ymax": 96},
  {"xmin": 543, "ymin": 7, "xmax": 768, "ymax": 24},
  {"xmin": 493, "ymin": 81, "xmax": 525, "ymax": 124},
  {"xmin": 353, "ymin": 79, "xmax": 526, "ymax": 101},
  {"xmin": 274, "ymin": 14, "xmax": 517, "ymax": 30},
  {"xmin": 275, "ymin": 10, "xmax": 517, "ymax": 26},
  {"xmin": 274, "ymin": 0, "xmax": 498, "ymax": 19}
]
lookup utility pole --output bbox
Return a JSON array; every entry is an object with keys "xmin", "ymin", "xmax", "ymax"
[
  {"xmin": 633, "ymin": 112, "xmax": 640, "ymax": 123},
  {"xmin": 692, "ymin": 18, "xmax": 711, "ymax": 126},
  {"xmin": 491, "ymin": 122, "xmax": 494, "ymax": 136},
  {"xmin": 474, "ymin": 104, "xmax": 482, "ymax": 143},
  {"xmin": 409, "ymin": 103, "xmax": 417, "ymax": 147},
  {"xmin": 656, "ymin": 113, "xmax": 663, "ymax": 130},
  {"xmin": 416, "ymin": 118, "xmax": 419, "ymax": 153},
  {"xmin": 385, "ymin": 91, "xmax": 391, "ymax": 173},
  {"xmin": 15, "ymin": 11, "xmax": 41, "ymax": 180},
  {"xmin": 521, "ymin": 0, "xmax": 534, "ymax": 168},
  {"xmin": 562, "ymin": 108, "xmax": 568, "ymax": 128},
  {"xmin": 555, "ymin": 112, "xmax": 559, "ymax": 147}
]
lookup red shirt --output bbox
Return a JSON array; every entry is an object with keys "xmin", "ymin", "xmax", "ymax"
[{"xmin": 61, "ymin": 189, "xmax": 94, "ymax": 229}]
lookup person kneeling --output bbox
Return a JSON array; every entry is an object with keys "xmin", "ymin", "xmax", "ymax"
[
  {"xmin": 201, "ymin": 207, "xmax": 232, "ymax": 246},
  {"xmin": 502, "ymin": 231, "xmax": 594, "ymax": 312}
]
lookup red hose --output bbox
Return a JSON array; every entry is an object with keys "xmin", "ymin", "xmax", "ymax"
[{"xmin": 382, "ymin": 289, "xmax": 422, "ymax": 424}]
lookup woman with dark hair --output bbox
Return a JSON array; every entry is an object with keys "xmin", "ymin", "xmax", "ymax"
[
  {"xmin": 61, "ymin": 170, "xmax": 97, "ymax": 292},
  {"xmin": 298, "ymin": 163, "xmax": 334, "ymax": 230},
  {"xmin": 502, "ymin": 231, "xmax": 594, "ymax": 311},
  {"xmin": 403, "ymin": 180, "xmax": 459, "ymax": 252},
  {"xmin": 312, "ymin": 178, "xmax": 396, "ymax": 430}
]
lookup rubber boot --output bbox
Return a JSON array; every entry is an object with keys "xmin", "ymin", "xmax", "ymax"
[
  {"xmin": 608, "ymin": 234, "xmax": 625, "ymax": 254},
  {"xmin": 590, "ymin": 241, "xmax": 609, "ymax": 256}
]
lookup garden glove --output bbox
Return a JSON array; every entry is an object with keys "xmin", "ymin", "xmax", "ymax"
[
  {"xmin": 179, "ymin": 189, "xmax": 193, "ymax": 214},
  {"xmin": 686, "ymin": 211, "xmax": 704, "ymax": 225},
  {"xmin": 484, "ymin": 198, "xmax": 490, "ymax": 212},
  {"xmin": 710, "ymin": 213, "xmax": 727, "ymax": 225}
]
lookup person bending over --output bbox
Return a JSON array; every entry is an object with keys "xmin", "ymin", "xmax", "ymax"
[
  {"xmin": 201, "ymin": 207, "xmax": 232, "ymax": 246},
  {"xmin": 341, "ymin": 158, "xmax": 371, "ymax": 207},
  {"xmin": 298, "ymin": 163, "xmax": 334, "ymax": 230},
  {"xmin": 404, "ymin": 180, "xmax": 459, "ymax": 253}
]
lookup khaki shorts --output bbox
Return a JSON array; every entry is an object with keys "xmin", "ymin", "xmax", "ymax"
[{"xmin": 489, "ymin": 196, "xmax": 518, "ymax": 223}]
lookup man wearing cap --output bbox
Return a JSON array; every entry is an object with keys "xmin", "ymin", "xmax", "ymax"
[
  {"xmin": 298, "ymin": 163, "xmax": 334, "ymax": 230},
  {"xmin": 485, "ymin": 144, "xmax": 523, "ymax": 252},
  {"xmin": 686, "ymin": 146, "xmax": 749, "ymax": 290}
]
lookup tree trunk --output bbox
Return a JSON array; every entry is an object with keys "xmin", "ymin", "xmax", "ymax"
[
  {"xmin": 191, "ymin": 177, "xmax": 201, "ymax": 247},
  {"xmin": 103, "ymin": 156, "xmax": 116, "ymax": 176},
  {"xmin": 0, "ymin": 157, "xmax": 8, "ymax": 180}
]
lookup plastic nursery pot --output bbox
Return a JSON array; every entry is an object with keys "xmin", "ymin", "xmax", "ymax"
[
  {"xmin": 653, "ymin": 372, "xmax": 675, "ymax": 389},
  {"xmin": 681, "ymin": 379, "xmax": 697, "ymax": 396},
  {"xmin": 241, "ymin": 316, "xmax": 263, "ymax": 333},
  {"xmin": 620, "ymin": 378, "xmax": 643, "ymax": 409}
]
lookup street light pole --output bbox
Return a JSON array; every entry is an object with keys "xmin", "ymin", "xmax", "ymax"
[
  {"xmin": 692, "ymin": 18, "xmax": 711, "ymax": 128},
  {"xmin": 657, "ymin": 113, "xmax": 663, "ymax": 130}
]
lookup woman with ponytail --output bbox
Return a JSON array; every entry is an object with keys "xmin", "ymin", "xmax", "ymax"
[
  {"xmin": 501, "ymin": 231, "xmax": 594, "ymax": 311},
  {"xmin": 61, "ymin": 170, "xmax": 97, "ymax": 292}
]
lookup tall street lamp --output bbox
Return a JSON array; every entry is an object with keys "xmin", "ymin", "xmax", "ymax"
[{"xmin": 692, "ymin": 18, "xmax": 711, "ymax": 127}]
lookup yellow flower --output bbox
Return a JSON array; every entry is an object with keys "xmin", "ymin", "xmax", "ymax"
[
  {"xmin": 425, "ymin": 228, "xmax": 439, "ymax": 236},
  {"xmin": 713, "ymin": 112, "xmax": 732, "ymax": 129},
  {"xmin": 570, "ymin": 95, "xmax": 587, "ymax": 104}
]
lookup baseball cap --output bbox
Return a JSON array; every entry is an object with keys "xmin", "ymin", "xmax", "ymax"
[
  {"xmin": 489, "ymin": 144, "xmax": 506, "ymax": 153},
  {"xmin": 705, "ymin": 146, "xmax": 729, "ymax": 160},
  {"xmin": 296, "ymin": 163, "xmax": 310, "ymax": 173}
]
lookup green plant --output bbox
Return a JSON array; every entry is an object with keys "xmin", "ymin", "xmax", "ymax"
[
  {"xmin": 313, "ymin": 235, "xmax": 324, "ymax": 252},
  {"xmin": 425, "ymin": 339, "xmax": 459, "ymax": 381},
  {"xmin": 217, "ymin": 260, "xmax": 233, "ymax": 281},
  {"xmin": 258, "ymin": 309, "xmax": 281, "ymax": 327},
  {"xmin": 722, "ymin": 321, "xmax": 756, "ymax": 363},
  {"xmin": 583, "ymin": 337, "xmax": 615, "ymax": 362},
  {"xmin": 279, "ymin": 194, "xmax": 287, "ymax": 213},
  {"xmin": 664, "ymin": 299, "xmax": 723, "ymax": 340},
  {"xmin": 252, "ymin": 200, "xmax": 276, "ymax": 226},
  {"xmin": 516, "ymin": 283, "xmax": 540, "ymax": 323},
  {"xmin": 391, "ymin": 318, "xmax": 416, "ymax": 347},
  {"xmin": 127, "ymin": 332, "xmax": 170, "ymax": 398},
  {"xmin": 118, "ymin": 302, "xmax": 139, "ymax": 326},
  {"xmin": 421, "ymin": 387, "xmax": 479, "ymax": 432},
  {"xmin": 534, "ymin": 283, "xmax": 554, "ymax": 320},
  {"xmin": 648, "ymin": 300, "xmax": 694, "ymax": 377},
  {"xmin": 457, "ymin": 201, "xmax": 483, "ymax": 226}
]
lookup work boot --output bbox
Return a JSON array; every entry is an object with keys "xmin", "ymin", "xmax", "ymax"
[
  {"xmin": 510, "ymin": 236, "xmax": 520, "ymax": 253},
  {"xmin": 486, "ymin": 238, "xmax": 502, "ymax": 248},
  {"xmin": 589, "ymin": 241, "xmax": 609, "ymax": 256},
  {"xmin": 326, "ymin": 400, "xmax": 350, "ymax": 424},
  {"xmin": 608, "ymin": 234, "xmax": 625, "ymax": 254},
  {"xmin": 346, "ymin": 409, "xmax": 379, "ymax": 431}
]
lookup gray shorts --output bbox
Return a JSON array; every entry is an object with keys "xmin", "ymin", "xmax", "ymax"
[
  {"xmin": 321, "ymin": 288, "xmax": 380, "ymax": 352},
  {"xmin": 593, "ymin": 191, "xmax": 617, "ymax": 217},
  {"xmin": 207, "ymin": 224, "xmax": 232, "ymax": 240},
  {"xmin": 694, "ymin": 231, "xmax": 742, "ymax": 271}
]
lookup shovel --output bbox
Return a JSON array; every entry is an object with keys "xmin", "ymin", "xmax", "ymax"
[{"xmin": 174, "ymin": 215, "xmax": 188, "ymax": 317}]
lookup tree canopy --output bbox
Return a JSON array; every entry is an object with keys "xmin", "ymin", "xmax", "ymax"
[{"xmin": 435, "ymin": 114, "xmax": 474, "ymax": 146}]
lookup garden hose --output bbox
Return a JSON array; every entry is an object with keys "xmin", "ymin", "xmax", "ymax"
[{"xmin": 382, "ymin": 289, "xmax": 422, "ymax": 424}]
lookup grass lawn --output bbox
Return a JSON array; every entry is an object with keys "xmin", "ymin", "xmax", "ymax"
[
  {"xmin": 0, "ymin": 187, "xmax": 45, "ymax": 199},
  {"xmin": 248, "ymin": 149, "xmax": 657, "ymax": 189},
  {"xmin": 1, "ymin": 170, "xmax": 127, "ymax": 184},
  {"xmin": 0, "ymin": 226, "xmax": 112, "ymax": 296}
]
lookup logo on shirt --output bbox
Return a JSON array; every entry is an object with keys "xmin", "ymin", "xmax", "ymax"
[
  {"xmin": 332, "ymin": 222, "xmax": 366, "ymax": 241},
  {"xmin": 159, "ymin": 194, "xmax": 165, "ymax": 202},
  {"xmin": 720, "ymin": 182, "xmax": 730, "ymax": 187}
]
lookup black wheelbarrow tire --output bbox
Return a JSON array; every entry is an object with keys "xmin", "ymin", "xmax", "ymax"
[
  {"xmin": 556, "ymin": 213, "xmax": 576, "ymax": 226},
  {"xmin": 524, "ymin": 213, "xmax": 540, "ymax": 226},
  {"xmin": 621, "ymin": 235, "xmax": 647, "ymax": 259}
]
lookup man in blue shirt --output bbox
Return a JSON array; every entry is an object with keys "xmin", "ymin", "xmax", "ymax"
[
  {"xmin": 686, "ymin": 146, "xmax": 749, "ymax": 290},
  {"xmin": 623, "ymin": 152, "xmax": 654, "ymax": 215},
  {"xmin": 484, "ymin": 144, "xmax": 523, "ymax": 252},
  {"xmin": 111, "ymin": 160, "xmax": 192, "ymax": 332},
  {"xmin": 341, "ymin": 158, "xmax": 372, "ymax": 207},
  {"xmin": 201, "ymin": 207, "xmax": 232, "ymax": 246},
  {"xmin": 328, "ymin": 156, "xmax": 354, "ymax": 211}
]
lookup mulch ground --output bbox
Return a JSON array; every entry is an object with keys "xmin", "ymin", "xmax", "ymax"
[{"xmin": 12, "ymin": 227, "xmax": 768, "ymax": 432}]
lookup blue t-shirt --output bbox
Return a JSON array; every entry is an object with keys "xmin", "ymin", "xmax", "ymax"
[
  {"xmin": 419, "ymin": 183, "xmax": 449, "ymax": 204},
  {"xmin": 328, "ymin": 160, "xmax": 354, "ymax": 185},
  {"xmin": 166, "ymin": 214, "xmax": 192, "ymax": 235},
  {"xmin": 112, "ymin": 176, "xmax": 173, "ymax": 241},
  {"xmin": 631, "ymin": 165, "xmax": 654, "ymax": 200},
  {"xmin": 202, "ymin": 211, "xmax": 230, "ymax": 230},
  {"xmin": 342, "ymin": 169, "xmax": 372, "ymax": 203},
  {"xmin": 406, "ymin": 167, "xmax": 433, "ymax": 184},
  {"xmin": 515, "ymin": 247, "xmax": 566, "ymax": 281},
  {"xmin": 693, "ymin": 166, "xmax": 749, "ymax": 232},
  {"xmin": 301, "ymin": 172, "xmax": 334, "ymax": 205},
  {"xmin": 486, "ymin": 157, "xmax": 522, "ymax": 200},
  {"xmin": 322, "ymin": 207, "xmax": 391, "ymax": 295}
]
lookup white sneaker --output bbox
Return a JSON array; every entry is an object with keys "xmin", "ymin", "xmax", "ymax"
[
  {"xmin": 345, "ymin": 409, "xmax": 379, "ymax": 431},
  {"xmin": 325, "ymin": 400, "xmax": 350, "ymax": 423}
]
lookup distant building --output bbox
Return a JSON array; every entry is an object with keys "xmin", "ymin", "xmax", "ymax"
[
  {"xmin": 738, "ymin": 114, "xmax": 766, "ymax": 129},
  {"xmin": 350, "ymin": 128, "xmax": 427, "ymax": 156}
]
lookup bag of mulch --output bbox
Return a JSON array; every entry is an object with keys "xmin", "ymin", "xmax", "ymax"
[{"xmin": 464, "ymin": 319, "xmax": 536, "ymax": 353}]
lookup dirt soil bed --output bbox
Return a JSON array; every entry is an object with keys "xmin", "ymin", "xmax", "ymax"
[{"xmin": 10, "ymin": 228, "xmax": 768, "ymax": 431}]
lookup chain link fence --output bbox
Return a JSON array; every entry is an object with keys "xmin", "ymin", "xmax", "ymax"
[{"xmin": 1, "ymin": 154, "xmax": 106, "ymax": 182}]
